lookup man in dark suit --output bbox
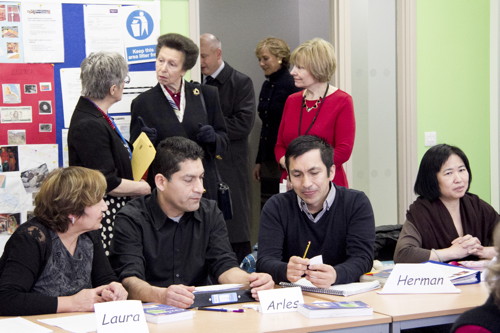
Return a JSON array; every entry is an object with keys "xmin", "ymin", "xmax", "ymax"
[{"xmin": 200, "ymin": 33, "xmax": 256, "ymax": 263}]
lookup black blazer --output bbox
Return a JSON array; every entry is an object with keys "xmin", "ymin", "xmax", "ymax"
[
  {"xmin": 130, "ymin": 81, "xmax": 228, "ymax": 200},
  {"xmin": 68, "ymin": 97, "xmax": 133, "ymax": 193}
]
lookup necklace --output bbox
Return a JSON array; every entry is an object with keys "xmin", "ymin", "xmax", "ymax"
[
  {"xmin": 298, "ymin": 83, "xmax": 330, "ymax": 135},
  {"xmin": 303, "ymin": 98, "xmax": 321, "ymax": 112}
]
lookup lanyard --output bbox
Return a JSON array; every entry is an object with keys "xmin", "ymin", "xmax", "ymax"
[
  {"xmin": 86, "ymin": 98, "xmax": 132, "ymax": 160},
  {"xmin": 109, "ymin": 117, "xmax": 132, "ymax": 160},
  {"xmin": 298, "ymin": 83, "xmax": 329, "ymax": 136}
]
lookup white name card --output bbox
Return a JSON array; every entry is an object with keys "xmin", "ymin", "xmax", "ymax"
[
  {"xmin": 94, "ymin": 300, "xmax": 148, "ymax": 333},
  {"xmin": 257, "ymin": 286, "xmax": 304, "ymax": 314},
  {"xmin": 378, "ymin": 264, "xmax": 460, "ymax": 294}
]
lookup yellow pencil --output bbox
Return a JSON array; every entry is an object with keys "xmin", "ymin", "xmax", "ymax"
[{"xmin": 302, "ymin": 241, "xmax": 311, "ymax": 259}]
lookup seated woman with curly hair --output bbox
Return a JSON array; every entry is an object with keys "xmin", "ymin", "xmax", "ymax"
[{"xmin": 0, "ymin": 166, "xmax": 127, "ymax": 316}]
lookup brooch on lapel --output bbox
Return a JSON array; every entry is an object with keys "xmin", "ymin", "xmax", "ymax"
[{"xmin": 193, "ymin": 88, "xmax": 200, "ymax": 96}]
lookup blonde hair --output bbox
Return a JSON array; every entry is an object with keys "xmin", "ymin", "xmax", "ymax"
[
  {"xmin": 488, "ymin": 223, "xmax": 500, "ymax": 307},
  {"xmin": 255, "ymin": 37, "xmax": 291, "ymax": 68},
  {"xmin": 34, "ymin": 167, "xmax": 106, "ymax": 233},
  {"xmin": 290, "ymin": 38, "xmax": 336, "ymax": 82}
]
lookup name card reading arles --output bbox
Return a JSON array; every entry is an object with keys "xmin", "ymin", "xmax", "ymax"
[
  {"xmin": 257, "ymin": 286, "xmax": 304, "ymax": 314},
  {"xmin": 94, "ymin": 300, "xmax": 148, "ymax": 333},
  {"xmin": 378, "ymin": 264, "xmax": 460, "ymax": 294}
]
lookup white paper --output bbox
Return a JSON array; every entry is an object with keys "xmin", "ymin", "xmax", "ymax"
[
  {"xmin": 194, "ymin": 283, "xmax": 244, "ymax": 293},
  {"xmin": 309, "ymin": 254, "xmax": 323, "ymax": 265},
  {"xmin": 38, "ymin": 313, "xmax": 95, "ymax": 333},
  {"xmin": 108, "ymin": 71, "xmax": 156, "ymax": 114},
  {"xmin": 83, "ymin": 4, "xmax": 124, "ymax": 56},
  {"xmin": 111, "ymin": 116, "xmax": 131, "ymax": 142},
  {"xmin": 60, "ymin": 67, "xmax": 82, "ymax": 128},
  {"xmin": 0, "ymin": 317, "xmax": 52, "ymax": 333},
  {"xmin": 21, "ymin": 2, "xmax": 64, "ymax": 63},
  {"xmin": 61, "ymin": 128, "xmax": 69, "ymax": 167},
  {"xmin": 378, "ymin": 263, "xmax": 461, "ymax": 294}
]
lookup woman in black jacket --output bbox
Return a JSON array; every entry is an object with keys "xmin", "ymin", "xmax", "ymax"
[
  {"xmin": 0, "ymin": 167, "xmax": 127, "ymax": 315},
  {"xmin": 68, "ymin": 52, "xmax": 151, "ymax": 253},
  {"xmin": 253, "ymin": 37, "xmax": 301, "ymax": 207}
]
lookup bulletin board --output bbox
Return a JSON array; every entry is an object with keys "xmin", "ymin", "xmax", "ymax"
[
  {"xmin": 0, "ymin": 2, "xmax": 157, "ymax": 231},
  {"xmin": 53, "ymin": 3, "xmax": 155, "ymax": 163}
]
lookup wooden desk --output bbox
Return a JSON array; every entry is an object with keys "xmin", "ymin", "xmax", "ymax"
[
  {"xmin": 11, "ymin": 295, "xmax": 391, "ymax": 333},
  {"xmin": 307, "ymin": 282, "xmax": 490, "ymax": 333}
]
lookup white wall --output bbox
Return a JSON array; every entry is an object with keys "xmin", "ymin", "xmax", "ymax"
[{"xmin": 350, "ymin": 0, "xmax": 398, "ymax": 226}]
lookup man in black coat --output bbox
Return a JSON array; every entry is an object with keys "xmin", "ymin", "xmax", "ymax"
[{"xmin": 200, "ymin": 33, "xmax": 256, "ymax": 263}]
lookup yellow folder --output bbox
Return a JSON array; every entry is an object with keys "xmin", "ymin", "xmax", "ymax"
[{"xmin": 131, "ymin": 132, "xmax": 156, "ymax": 181}]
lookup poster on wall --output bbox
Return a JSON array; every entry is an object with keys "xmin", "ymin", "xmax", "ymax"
[
  {"xmin": 83, "ymin": 2, "xmax": 160, "ymax": 64},
  {"xmin": 21, "ymin": 2, "xmax": 64, "ymax": 63},
  {"xmin": 0, "ymin": 63, "xmax": 56, "ymax": 145},
  {"xmin": 83, "ymin": 4, "xmax": 123, "ymax": 56},
  {"xmin": 122, "ymin": 3, "xmax": 160, "ymax": 64},
  {"xmin": 0, "ymin": 2, "xmax": 23, "ymax": 62},
  {"xmin": 0, "ymin": 144, "xmax": 57, "ymax": 228}
]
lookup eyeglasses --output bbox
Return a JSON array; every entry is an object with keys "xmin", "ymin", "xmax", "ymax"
[{"xmin": 124, "ymin": 75, "xmax": 130, "ymax": 84}]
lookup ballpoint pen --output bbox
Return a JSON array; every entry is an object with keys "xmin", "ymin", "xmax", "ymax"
[{"xmin": 198, "ymin": 307, "xmax": 244, "ymax": 313}]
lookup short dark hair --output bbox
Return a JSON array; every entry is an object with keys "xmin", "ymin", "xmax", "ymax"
[
  {"xmin": 285, "ymin": 135, "xmax": 334, "ymax": 174},
  {"xmin": 156, "ymin": 33, "xmax": 199, "ymax": 71},
  {"xmin": 414, "ymin": 144, "xmax": 472, "ymax": 201},
  {"xmin": 152, "ymin": 137, "xmax": 204, "ymax": 180}
]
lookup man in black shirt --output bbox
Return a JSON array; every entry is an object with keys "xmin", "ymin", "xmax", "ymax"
[{"xmin": 110, "ymin": 137, "xmax": 273, "ymax": 308}]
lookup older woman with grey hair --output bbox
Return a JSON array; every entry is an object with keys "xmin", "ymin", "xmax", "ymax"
[{"xmin": 68, "ymin": 52, "xmax": 150, "ymax": 254}]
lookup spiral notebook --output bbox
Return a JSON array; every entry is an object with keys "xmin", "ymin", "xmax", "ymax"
[{"xmin": 279, "ymin": 278, "xmax": 380, "ymax": 296}]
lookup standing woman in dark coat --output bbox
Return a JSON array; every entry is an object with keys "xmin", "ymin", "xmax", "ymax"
[
  {"xmin": 253, "ymin": 37, "xmax": 301, "ymax": 207},
  {"xmin": 130, "ymin": 33, "xmax": 228, "ymax": 200},
  {"xmin": 68, "ymin": 52, "xmax": 151, "ymax": 254}
]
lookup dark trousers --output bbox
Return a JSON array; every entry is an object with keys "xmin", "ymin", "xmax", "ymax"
[{"xmin": 232, "ymin": 241, "xmax": 252, "ymax": 265}]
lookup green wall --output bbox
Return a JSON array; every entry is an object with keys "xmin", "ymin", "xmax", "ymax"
[
  {"xmin": 159, "ymin": 0, "xmax": 191, "ymax": 78},
  {"xmin": 417, "ymin": 0, "xmax": 491, "ymax": 202},
  {"xmin": 160, "ymin": 0, "xmax": 189, "ymax": 35}
]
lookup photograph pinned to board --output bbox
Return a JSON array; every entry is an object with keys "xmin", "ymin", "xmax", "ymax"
[
  {"xmin": 2, "ymin": 25, "xmax": 18, "ymax": 38},
  {"xmin": 39, "ymin": 123, "xmax": 52, "ymax": 132},
  {"xmin": 2, "ymin": 83, "xmax": 21, "ymax": 103},
  {"xmin": 0, "ymin": 212, "xmax": 20, "ymax": 234},
  {"xmin": 0, "ymin": 145, "xmax": 18, "ymax": 172},
  {"xmin": 8, "ymin": 129, "xmax": 25, "ymax": 145},
  {"xmin": 39, "ymin": 82, "xmax": 52, "ymax": 92},
  {"xmin": 0, "ymin": 106, "xmax": 33, "ymax": 123},
  {"xmin": 24, "ymin": 84, "xmax": 37, "ymax": 94},
  {"xmin": 21, "ymin": 163, "xmax": 48, "ymax": 193},
  {"xmin": 38, "ymin": 100, "xmax": 52, "ymax": 114}
]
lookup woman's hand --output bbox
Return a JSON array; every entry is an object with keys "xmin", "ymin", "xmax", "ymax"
[
  {"xmin": 58, "ymin": 286, "xmax": 106, "ymax": 312},
  {"xmin": 253, "ymin": 164, "xmax": 261, "ymax": 181},
  {"xmin": 100, "ymin": 282, "xmax": 128, "ymax": 302}
]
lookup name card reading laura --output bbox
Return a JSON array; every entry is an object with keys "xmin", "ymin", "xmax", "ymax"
[
  {"xmin": 378, "ymin": 264, "xmax": 460, "ymax": 294},
  {"xmin": 94, "ymin": 300, "xmax": 148, "ymax": 333}
]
